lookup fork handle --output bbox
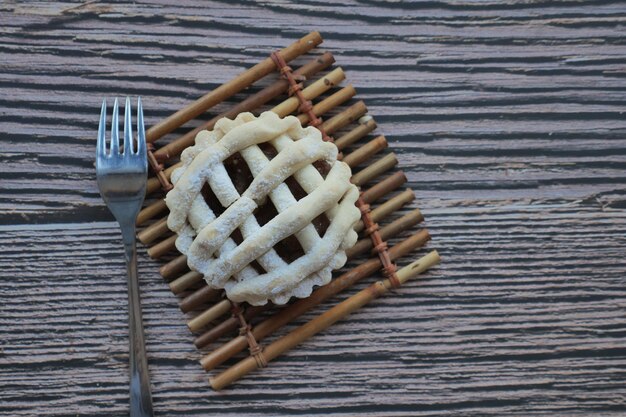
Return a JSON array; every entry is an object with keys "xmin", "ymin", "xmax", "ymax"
[{"xmin": 122, "ymin": 225, "xmax": 154, "ymax": 417}]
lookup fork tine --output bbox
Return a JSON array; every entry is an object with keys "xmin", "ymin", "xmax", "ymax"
[
  {"xmin": 137, "ymin": 97, "xmax": 146, "ymax": 159},
  {"xmin": 97, "ymin": 99, "xmax": 107, "ymax": 159},
  {"xmin": 111, "ymin": 98, "xmax": 120, "ymax": 155},
  {"xmin": 124, "ymin": 96, "xmax": 133, "ymax": 155}
]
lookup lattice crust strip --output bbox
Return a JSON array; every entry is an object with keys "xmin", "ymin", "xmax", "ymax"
[{"xmin": 165, "ymin": 111, "xmax": 360, "ymax": 305}]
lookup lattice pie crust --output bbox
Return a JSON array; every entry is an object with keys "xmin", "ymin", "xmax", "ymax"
[{"xmin": 165, "ymin": 111, "xmax": 361, "ymax": 305}]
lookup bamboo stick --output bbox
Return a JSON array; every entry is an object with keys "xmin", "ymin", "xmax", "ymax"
[
  {"xmin": 137, "ymin": 199, "xmax": 168, "ymax": 226},
  {"xmin": 147, "ymin": 234, "xmax": 177, "ymax": 259},
  {"xmin": 345, "ymin": 208, "xmax": 423, "ymax": 258},
  {"xmin": 353, "ymin": 188, "xmax": 415, "ymax": 233},
  {"xmin": 272, "ymin": 67, "xmax": 346, "ymax": 117},
  {"xmin": 153, "ymin": 52, "xmax": 335, "ymax": 162},
  {"xmin": 335, "ymin": 118, "xmax": 377, "ymax": 151},
  {"xmin": 200, "ymin": 229, "xmax": 430, "ymax": 371},
  {"xmin": 180, "ymin": 285, "xmax": 223, "ymax": 313},
  {"xmin": 297, "ymin": 85, "xmax": 356, "ymax": 125},
  {"xmin": 342, "ymin": 135, "xmax": 387, "ymax": 168},
  {"xmin": 160, "ymin": 255, "xmax": 188, "ymax": 280},
  {"xmin": 361, "ymin": 171, "xmax": 406, "ymax": 204},
  {"xmin": 351, "ymin": 153, "xmax": 397, "ymax": 186},
  {"xmin": 343, "ymin": 137, "xmax": 386, "ymax": 171},
  {"xmin": 145, "ymin": 67, "xmax": 347, "ymax": 195},
  {"xmin": 188, "ymin": 299, "xmax": 232, "ymax": 333},
  {"xmin": 194, "ymin": 305, "xmax": 271, "ymax": 349},
  {"xmin": 146, "ymin": 32, "xmax": 323, "ymax": 143},
  {"xmin": 181, "ymin": 285, "xmax": 216, "ymax": 313},
  {"xmin": 169, "ymin": 270, "xmax": 203, "ymax": 294},
  {"xmin": 137, "ymin": 218, "xmax": 169, "ymax": 245},
  {"xmin": 209, "ymin": 250, "xmax": 440, "ymax": 390},
  {"xmin": 322, "ymin": 101, "xmax": 368, "ymax": 134}
]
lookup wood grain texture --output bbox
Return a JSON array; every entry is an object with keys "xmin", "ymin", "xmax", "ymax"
[{"xmin": 1, "ymin": 0, "xmax": 626, "ymax": 416}]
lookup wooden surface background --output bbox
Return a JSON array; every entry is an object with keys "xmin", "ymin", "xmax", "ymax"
[{"xmin": 1, "ymin": 1, "xmax": 626, "ymax": 416}]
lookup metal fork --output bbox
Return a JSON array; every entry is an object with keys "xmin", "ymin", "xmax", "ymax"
[{"xmin": 96, "ymin": 97, "xmax": 154, "ymax": 417}]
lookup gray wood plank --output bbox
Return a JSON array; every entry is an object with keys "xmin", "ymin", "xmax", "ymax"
[{"xmin": 1, "ymin": 0, "xmax": 625, "ymax": 416}]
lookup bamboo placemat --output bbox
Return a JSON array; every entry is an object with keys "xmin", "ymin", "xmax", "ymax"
[{"xmin": 136, "ymin": 31, "xmax": 439, "ymax": 389}]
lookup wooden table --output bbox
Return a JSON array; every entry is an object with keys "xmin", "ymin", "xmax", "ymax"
[{"xmin": 2, "ymin": 1, "xmax": 625, "ymax": 416}]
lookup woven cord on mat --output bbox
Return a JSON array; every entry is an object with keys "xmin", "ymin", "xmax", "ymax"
[
  {"xmin": 270, "ymin": 51, "xmax": 401, "ymax": 289},
  {"xmin": 231, "ymin": 302, "xmax": 268, "ymax": 368},
  {"xmin": 270, "ymin": 52, "xmax": 333, "ymax": 142},
  {"xmin": 147, "ymin": 143, "xmax": 174, "ymax": 191}
]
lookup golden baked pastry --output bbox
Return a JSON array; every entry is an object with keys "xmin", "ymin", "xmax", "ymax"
[{"xmin": 165, "ymin": 111, "xmax": 360, "ymax": 305}]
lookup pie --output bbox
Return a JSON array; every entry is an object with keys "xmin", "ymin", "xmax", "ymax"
[{"xmin": 165, "ymin": 111, "xmax": 360, "ymax": 305}]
